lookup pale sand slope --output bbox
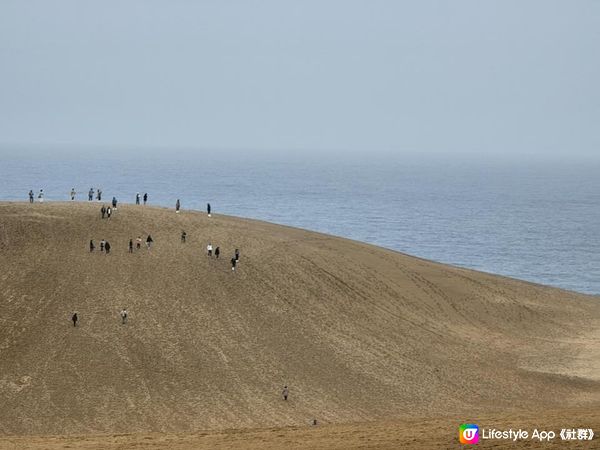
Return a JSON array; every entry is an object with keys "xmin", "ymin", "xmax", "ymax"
[
  {"xmin": 0, "ymin": 202, "xmax": 599, "ymax": 439},
  {"xmin": 1, "ymin": 409, "xmax": 599, "ymax": 449}
]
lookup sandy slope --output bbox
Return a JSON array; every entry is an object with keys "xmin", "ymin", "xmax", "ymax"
[{"xmin": 0, "ymin": 202, "xmax": 598, "ymax": 441}]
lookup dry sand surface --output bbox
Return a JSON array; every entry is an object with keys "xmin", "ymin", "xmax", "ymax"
[{"xmin": 0, "ymin": 202, "xmax": 599, "ymax": 447}]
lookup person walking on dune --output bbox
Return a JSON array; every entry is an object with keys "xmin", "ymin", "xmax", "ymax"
[
  {"xmin": 282, "ymin": 386, "xmax": 289, "ymax": 401},
  {"xmin": 207, "ymin": 202, "xmax": 211, "ymax": 217},
  {"xmin": 129, "ymin": 239, "xmax": 133, "ymax": 253},
  {"xmin": 72, "ymin": 312, "xmax": 78, "ymax": 327},
  {"xmin": 136, "ymin": 236, "xmax": 142, "ymax": 250},
  {"xmin": 28, "ymin": 190, "xmax": 34, "ymax": 203},
  {"xmin": 120, "ymin": 308, "xmax": 128, "ymax": 324},
  {"xmin": 104, "ymin": 241, "xmax": 111, "ymax": 254},
  {"xmin": 136, "ymin": 192, "xmax": 140, "ymax": 205},
  {"xmin": 146, "ymin": 235, "xmax": 153, "ymax": 249},
  {"xmin": 70, "ymin": 188, "xmax": 76, "ymax": 200},
  {"xmin": 90, "ymin": 240, "xmax": 95, "ymax": 252},
  {"xmin": 176, "ymin": 199, "xmax": 180, "ymax": 213},
  {"xmin": 107, "ymin": 206, "xmax": 112, "ymax": 219},
  {"xmin": 207, "ymin": 243, "xmax": 213, "ymax": 257},
  {"xmin": 231, "ymin": 257, "xmax": 236, "ymax": 272},
  {"xmin": 235, "ymin": 248, "xmax": 240, "ymax": 263},
  {"xmin": 215, "ymin": 247, "xmax": 220, "ymax": 259},
  {"xmin": 143, "ymin": 193, "xmax": 148, "ymax": 205},
  {"xmin": 101, "ymin": 205, "xmax": 106, "ymax": 219},
  {"xmin": 181, "ymin": 231, "xmax": 186, "ymax": 243}
]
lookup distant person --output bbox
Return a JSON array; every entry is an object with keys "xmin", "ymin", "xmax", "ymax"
[
  {"xmin": 136, "ymin": 236, "xmax": 142, "ymax": 250},
  {"xmin": 72, "ymin": 312, "xmax": 78, "ymax": 327},
  {"xmin": 120, "ymin": 308, "xmax": 128, "ymax": 324},
  {"xmin": 235, "ymin": 248, "xmax": 240, "ymax": 262},
  {"xmin": 181, "ymin": 231, "xmax": 186, "ymax": 243},
  {"xmin": 28, "ymin": 190, "xmax": 34, "ymax": 203},
  {"xmin": 176, "ymin": 199, "xmax": 180, "ymax": 213},
  {"xmin": 104, "ymin": 241, "xmax": 111, "ymax": 254},
  {"xmin": 129, "ymin": 239, "xmax": 133, "ymax": 253},
  {"xmin": 100, "ymin": 239, "xmax": 106, "ymax": 252},
  {"xmin": 107, "ymin": 206, "xmax": 112, "ymax": 219},
  {"xmin": 70, "ymin": 188, "xmax": 76, "ymax": 200},
  {"xmin": 231, "ymin": 257, "xmax": 237, "ymax": 271},
  {"xmin": 207, "ymin": 243, "xmax": 213, "ymax": 257},
  {"xmin": 89, "ymin": 240, "xmax": 95, "ymax": 252},
  {"xmin": 101, "ymin": 205, "xmax": 106, "ymax": 219},
  {"xmin": 88, "ymin": 188, "xmax": 94, "ymax": 201},
  {"xmin": 37, "ymin": 189, "xmax": 44, "ymax": 203},
  {"xmin": 146, "ymin": 235, "xmax": 153, "ymax": 249},
  {"xmin": 207, "ymin": 202, "xmax": 211, "ymax": 217},
  {"xmin": 112, "ymin": 197, "xmax": 117, "ymax": 209},
  {"xmin": 97, "ymin": 189, "xmax": 102, "ymax": 201},
  {"xmin": 282, "ymin": 386, "xmax": 289, "ymax": 401},
  {"xmin": 135, "ymin": 192, "xmax": 140, "ymax": 205},
  {"xmin": 143, "ymin": 193, "xmax": 148, "ymax": 205},
  {"xmin": 215, "ymin": 247, "xmax": 220, "ymax": 259}
]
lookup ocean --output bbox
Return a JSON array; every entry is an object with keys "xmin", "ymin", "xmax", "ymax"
[{"xmin": 1, "ymin": 151, "xmax": 598, "ymax": 295}]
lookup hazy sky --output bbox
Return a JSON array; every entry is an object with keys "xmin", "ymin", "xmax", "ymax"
[{"xmin": 0, "ymin": 1, "xmax": 598, "ymax": 157}]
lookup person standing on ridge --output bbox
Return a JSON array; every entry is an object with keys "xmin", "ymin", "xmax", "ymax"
[
  {"xmin": 146, "ymin": 235, "xmax": 153, "ymax": 249},
  {"xmin": 282, "ymin": 386, "xmax": 289, "ymax": 401},
  {"xmin": 120, "ymin": 308, "xmax": 128, "ymax": 324},
  {"xmin": 97, "ymin": 189, "xmax": 102, "ymax": 201},
  {"xmin": 90, "ymin": 240, "xmax": 95, "ymax": 252},
  {"xmin": 129, "ymin": 239, "xmax": 133, "ymax": 253},
  {"xmin": 136, "ymin": 192, "xmax": 140, "ymax": 205},
  {"xmin": 88, "ymin": 188, "xmax": 94, "ymax": 201},
  {"xmin": 38, "ymin": 189, "xmax": 44, "ymax": 202},
  {"xmin": 72, "ymin": 312, "xmax": 78, "ymax": 327},
  {"xmin": 143, "ymin": 193, "xmax": 148, "ymax": 205},
  {"xmin": 181, "ymin": 231, "xmax": 186, "ymax": 243},
  {"xmin": 112, "ymin": 197, "xmax": 117, "ymax": 209},
  {"xmin": 207, "ymin": 203, "xmax": 211, "ymax": 217},
  {"xmin": 70, "ymin": 188, "xmax": 76, "ymax": 200},
  {"xmin": 207, "ymin": 243, "xmax": 213, "ymax": 257},
  {"xmin": 215, "ymin": 247, "xmax": 220, "ymax": 259},
  {"xmin": 176, "ymin": 199, "xmax": 180, "ymax": 213},
  {"xmin": 28, "ymin": 190, "xmax": 34, "ymax": 203}
]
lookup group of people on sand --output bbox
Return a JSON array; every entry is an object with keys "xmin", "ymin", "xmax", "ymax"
[
  {"xmin": 89, "ymin": 238, "xmax": 112, "ymax": 254},
  {"xmin": 71, "ymin": 308, "xmax": 128, "ymax": 327},
  {"xmin": 100, "ymin": 198, "xmax": 119, "ymax": 218},
  {"xmin": 135, "ymin": 192, "xmax": 148, "ymax": 205},
  {"xmin": 28, "ymin": 189, "xmax": 44, "ymax": 203},
  {"xmin": 129, "ymin": 235, "xmax": 153, "ymax": 252},
  {"xmin": 199, "ymin": 240, "xmax": 240, "ymax": 271},
  {"xmin": 87, "ymin": 188, "xmax": 102, "ymax": 201}
]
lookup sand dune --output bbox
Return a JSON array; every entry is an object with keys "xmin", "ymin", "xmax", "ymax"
[{"xmin": 0, "ymin": 202, "xmax": 598, "ymax": 445}]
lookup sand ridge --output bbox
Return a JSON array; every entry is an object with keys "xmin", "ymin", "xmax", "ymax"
[{"xmin": 0, "ymin": 201, "xmax": 599, "ymax": 438}]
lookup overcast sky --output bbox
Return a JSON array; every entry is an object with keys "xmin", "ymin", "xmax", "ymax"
[{"xmin": 0, "ymin": 1, "xmax": 598, "ymax": 157}]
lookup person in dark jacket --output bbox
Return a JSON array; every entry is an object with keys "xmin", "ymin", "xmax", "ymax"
[
  {"xmin": 181, "ymin": 231, "xmax": 186, "ymax": 243},
  {"xmin": 215, "ymin": 247, "xmax": 220, "ymax": 259},
  {"xmin": 104, "ymin": 241, "xmax": 111, "ymax": 254},
  {"xmin": 175, "ymin": 199, "xmax": 180, "ymax": 213},
  {"xmin": 72, "ymin": 312, "xmax": 78, "ymax": 327},
  {"xmin": 101, "ymin": 205, "xmax": 106, "ymax": 219},
  {"xmin": 235, "ymin": 248, "xmax": 240, "ymax": 262},
  {"xmin": 136, "ymin": 192, "xmax": 140, "ymax": 205},
  {"xmin": 28, "ymin": 190, "xmax": 34, "ymax": 203},
  {"xmin": 112, "ymin": 197, "xmax": 117, "ymax": 209},
  {"xmin": 207, "ymin": 202, "xmax": 211, "ymax": 216},
  {"xmin": 129, "ymin": 239, "xmax": 133, "ymax": 253},
  {"xmin": 90, "ymin": 240, "xmax": 95, "ymax": 252},
  {"xmin": 146, "ymin": 235, "xmax": 153, "ymax": 249},
  {"xmin": 143, "ymin": 193, "xmax": 148, "ymax": 205},
  {"xmin": 231, "ymin": 257, "xmax": 237, "ymax": 272}
]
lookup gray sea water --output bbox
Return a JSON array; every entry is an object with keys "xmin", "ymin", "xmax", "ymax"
[{"xmin": 1, "ymin": 151, "xmax": 598, "ymax": 295}]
